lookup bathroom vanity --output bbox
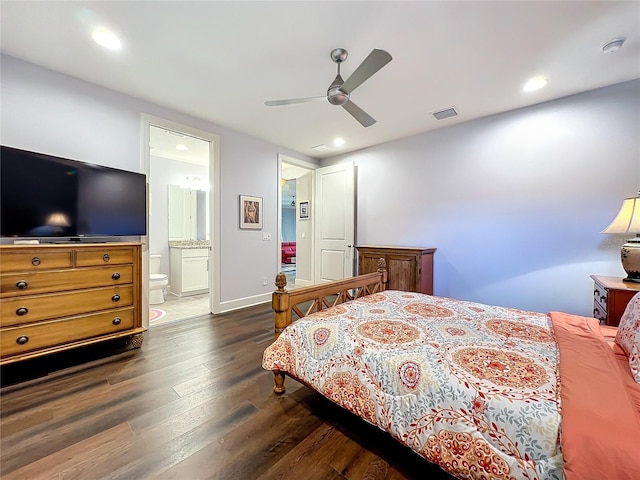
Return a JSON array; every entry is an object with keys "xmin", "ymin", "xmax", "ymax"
[{"xmin": 169, "ymin": 242, "xmax": 209, "ymax": 297}]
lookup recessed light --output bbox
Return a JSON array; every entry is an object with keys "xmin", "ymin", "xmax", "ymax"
[
  {"xmin": 333, "ymin": 137, "xmax": 345, "ymax": 147},
  {"xmin": 176, "ymin": 144, "xmax": 189, "ymax": 151},
  {"xmin": 523, "ymin": 76, "xmax": 548, "ymax": 92},
  {"xmin": 92, "ymin": 27, "xmax": 122, "ymax": 51}
]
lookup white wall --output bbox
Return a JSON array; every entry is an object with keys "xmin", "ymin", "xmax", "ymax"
[
  {"xmin": 325, "ymin": 80, "xmax": 640, "ymax": 316},
  {"xmin": 1, "ymin": 54, "xmax": 318, "ymax": 309}
]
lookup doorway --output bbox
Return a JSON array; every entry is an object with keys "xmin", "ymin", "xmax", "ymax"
[
  {"xmin": 278, "ymin": 156, "xmax": 356, "ymax": 288},
  {"xmin": 142, "ymin": 115, "xmax": 221, "ymax": 326},
  {"xmin": 279, "ymin": 155, "xmax": 315, "ymax": 289}
]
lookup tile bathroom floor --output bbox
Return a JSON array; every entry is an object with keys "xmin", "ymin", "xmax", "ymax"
[
  {"xmin": 150, "ymin": 269, "xmax": 297, "ymax": 327},
  {"xmin": 150, "ymin": 292, "xmax": 210, "ymax": 326}
]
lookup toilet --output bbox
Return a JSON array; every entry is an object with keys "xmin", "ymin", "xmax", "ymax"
[{"xmin": 149, "ymin": 254, "xmax": 168, "ymax": 305}]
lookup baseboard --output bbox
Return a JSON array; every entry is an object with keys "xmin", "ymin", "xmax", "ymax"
[{"xmin": 217, "ymin": 292, "xmax": 271, "ymax": 313}]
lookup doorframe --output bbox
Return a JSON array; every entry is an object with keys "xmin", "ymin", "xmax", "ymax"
[
  {"xmin": 278, "ymin": 154, "xmax": 317, "ymax": 288},
  {"xmin": 141, "ymin": 114, "xmax": 222, "ymax": 321}
]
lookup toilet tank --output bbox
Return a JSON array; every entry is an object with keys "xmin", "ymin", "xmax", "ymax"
[{"xmin": 150, "ymin": 254, "xmax": 162, "ymax": 274}]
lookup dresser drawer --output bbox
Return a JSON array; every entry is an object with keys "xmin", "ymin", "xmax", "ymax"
[
  {"xmin": 593, "ymin": 283, "xmax": 608, "ymax": 310},
  {"xmin": 1, "ymin": 286, "xmax": 133, "ymax": 327},
  {"xmin": 0, "ymin": 265, "xmax": 133, "ymax": 298},
  {"xmin": 0, "ymin": 250, "xmax": 73, "ymax": 273},
  {"xmin": 75, "ymin": 247, "xmax": 135, "ymax": 267},
  {"xmin": 0, "ymin": 307, "xmax": 135, "ymax": 357},
  {"xmin": 593, "ymin": 301, "xmax": 607, "ymax": 324}
]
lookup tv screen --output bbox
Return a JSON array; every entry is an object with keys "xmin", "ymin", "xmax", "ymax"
[{"xmin": 1, "ymin": 146, "xmax": 147, "ymax": 238}]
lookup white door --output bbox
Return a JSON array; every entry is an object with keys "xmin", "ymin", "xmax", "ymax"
[{"xmin": 314, "ymin": 162, "xmax": 355, "ymax": 283}]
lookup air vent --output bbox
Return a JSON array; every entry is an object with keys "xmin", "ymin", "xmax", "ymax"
[
  {"xmin": 432, "ymin": 107, "xmax": 458, "ymax": 121},
  {"xmin": 311, "ymin": 144, "xmax": 331, "ymax": 152}
]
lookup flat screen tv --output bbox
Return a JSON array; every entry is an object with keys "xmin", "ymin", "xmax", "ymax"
[{"xmin": 1, "ymin": 145, "xmax": 147, "ymax": 239}]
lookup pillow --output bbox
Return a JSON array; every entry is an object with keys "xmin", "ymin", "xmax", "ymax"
[{"xmin": 615, "ymin": 291, "xmax": 640, "ymax": 383}]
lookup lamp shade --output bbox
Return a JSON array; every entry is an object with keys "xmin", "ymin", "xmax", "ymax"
[
  {"xmin": 601, "ymin": 196, "xmax": 640, "ymax": 234},
  {"xmin": 602, "ymin": 195, "xmax": 640, "ymax": 283}
]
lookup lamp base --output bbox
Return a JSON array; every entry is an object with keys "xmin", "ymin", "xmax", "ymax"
[{"xmin": 621, "ymin": 237, "xmax": 640, "ymax": 283}]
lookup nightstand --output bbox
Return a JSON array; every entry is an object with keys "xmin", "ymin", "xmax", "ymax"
[{"xmin": 590, "ymin": 275, "xmax": 640, "ymax": 327}]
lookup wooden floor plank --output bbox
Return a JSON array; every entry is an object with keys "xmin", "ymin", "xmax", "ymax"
[{"xmin": 0, "ymin": 304, "xmax": 456, "ymax": 479}]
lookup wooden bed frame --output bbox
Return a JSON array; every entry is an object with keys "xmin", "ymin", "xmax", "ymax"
[{"xmin": 270, "ymin": 258, "xmax": 387, "ymax": 393}]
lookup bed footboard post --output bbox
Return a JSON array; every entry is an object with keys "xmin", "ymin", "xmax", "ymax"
[
  {"xmin": 273, "ymin": 272, "xmax": 291, "ymax": 340},
  {"xmin": 273, "ymin": 369, "xmax": 286, "ymax": 394},
  {"xmin": 378, "ymin": 258, "xmax": 388, "ymax": 291}
]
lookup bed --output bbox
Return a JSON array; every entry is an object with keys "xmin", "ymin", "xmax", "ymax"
[{"xmin": 262, "ymin": 263, "xmax": 640, "ymax": 480}]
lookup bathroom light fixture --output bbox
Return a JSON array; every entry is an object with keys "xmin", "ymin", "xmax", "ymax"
[
  {"xmin": 92, "ymin": 27, "xmax": 122, "ymax": 50},
  {"xmin": 523, "ymin": 76, "xmax": 547, "ymax": 92}
]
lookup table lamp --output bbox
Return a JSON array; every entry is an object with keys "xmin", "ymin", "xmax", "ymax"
[{"xmin": 601, "ymin": 194, "xmax": 640, "ymax": 283}]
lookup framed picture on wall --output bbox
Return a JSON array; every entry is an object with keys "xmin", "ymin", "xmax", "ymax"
[
  {"xmin": 239, "ymin": 195, "xmax": 263, "ymax": 229},
  {"xmin": 299, "ymin": 201, "xmax": 309, "ymax": 219}
]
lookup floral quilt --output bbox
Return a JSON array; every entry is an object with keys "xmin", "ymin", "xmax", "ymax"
[{"xmin": 262, "ymin": 290, "xmax": 563, "ymax": 480}]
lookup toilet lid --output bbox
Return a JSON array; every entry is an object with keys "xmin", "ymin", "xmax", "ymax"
[{"xmin": 150, "ymin": 273, "xmax": 167, "ymax": 280}]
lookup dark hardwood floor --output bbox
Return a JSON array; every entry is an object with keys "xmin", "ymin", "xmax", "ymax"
[{"xmin": 0, "ymin": 304, "xmax": 456, "ymax": 480}]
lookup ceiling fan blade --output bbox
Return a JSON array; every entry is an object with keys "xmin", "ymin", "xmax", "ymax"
[
  {"xmin": 265, "ymin": 96, "xmax": 326, "ymax": 106},
  {"xmin": 342, "ymin": 101, "xmax": 376, "ymax": 127},
  {"xmin": 341, "ymin": 49, "xmax": 392, "ymax": 95}
]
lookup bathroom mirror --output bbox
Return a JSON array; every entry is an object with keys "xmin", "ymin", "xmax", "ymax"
[{"xmin": 168, "ymin": 184, "xmax": 208, "ymax": 241}]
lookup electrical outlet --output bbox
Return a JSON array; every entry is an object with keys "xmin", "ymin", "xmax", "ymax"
[
  {"xmin": 263, "ymin": 277, "xmax": 268, "ymax": 286},
  {"xmin": 262, "ymin": 232, "xmax": 271, "ymax": 241}
]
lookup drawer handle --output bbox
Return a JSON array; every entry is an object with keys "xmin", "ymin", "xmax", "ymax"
[
  {"xmin": 31, "ymin": 257, "xmax": 41, "ymax": 266},
  {"xmin": 600, "ymin": 295, "xmax": 606, "ymax": 303},
  {"xmin": 112, "ymin": 317, "xmax": 122, "ymax": 325},
  {"xmin": 112, "ymin": 294, "xmax": 121, "ymax": 302},
  {"xmin": 16, "ymin": 307, "xmax": 29, "ymax": 316},
  {"xmin": 103, "ymin": 254, "xmax": 111, "ymax": 262},
  {"xmin": 16, "ymin": 336, "xmax": 29, "ymax": 345},
  {"xmin": 16, "ymin": 280, "xmax": 28, "ymax": 290},
  {"xmin": 112, "ymin": 272, "xmax": 121, "ymax": 280}
]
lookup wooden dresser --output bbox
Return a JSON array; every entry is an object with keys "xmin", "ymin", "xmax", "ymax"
[
  {"xmin": 0, "ymin": 243, "xmax": 145, "ymax": 365},
  {"xmin": 590, "ymin": 275, "xmax": 640, "ymax": 327},
  {"xmin": 356, "ymin": 246, "xmax": 436, "ymax": 294}
]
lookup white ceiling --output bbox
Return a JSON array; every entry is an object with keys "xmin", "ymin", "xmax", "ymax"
[
  {"xmin": 149, "ymin": 125, "xmax": 211, "ymax": 165},
  {"xmin": 1, "ymin": 1, "xmax": 639, "ymax": 160}
]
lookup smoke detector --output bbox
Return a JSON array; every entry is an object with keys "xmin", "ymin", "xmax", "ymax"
[{"xmin": 602, "ymin": 37, "xmax": 626, "ymax": 53}]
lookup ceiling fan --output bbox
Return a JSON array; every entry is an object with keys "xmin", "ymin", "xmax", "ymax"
[{"xmin": 265, "ymin": 48, "xmax": 392, "ymax": 128}]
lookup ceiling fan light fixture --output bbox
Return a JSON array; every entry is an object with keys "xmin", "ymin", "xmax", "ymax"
[{"xmin": 328, "ymin": 87, "xmax": 349, "ymax": 106}]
